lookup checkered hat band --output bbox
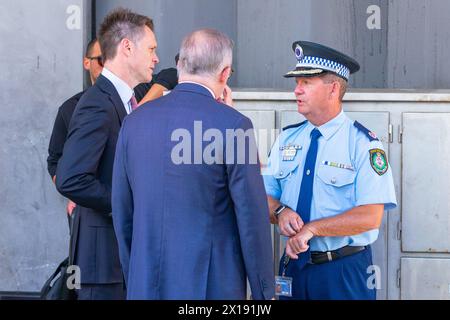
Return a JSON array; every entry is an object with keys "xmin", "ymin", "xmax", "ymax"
[{"xmin": 296, "ymin": 56, "xmax": 350, "ymax": 79}]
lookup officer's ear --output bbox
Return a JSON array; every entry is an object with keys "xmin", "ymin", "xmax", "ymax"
[{"xmin": 326, "ymin": 77, "xmax": 342, "ymax": 100}]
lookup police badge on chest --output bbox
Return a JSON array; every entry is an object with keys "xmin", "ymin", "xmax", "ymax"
[{"xmin": 280, "ymin": 144, "xmax": 302, "ymax": 161}]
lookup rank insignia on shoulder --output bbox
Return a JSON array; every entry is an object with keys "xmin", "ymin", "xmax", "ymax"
[
  {"xmin": 354, "ymin": 121, "xmax": 379, "ymax": 142},
  {"xmin": 369, "ymin": 149, "xmax": 388, "ymax": 175}
]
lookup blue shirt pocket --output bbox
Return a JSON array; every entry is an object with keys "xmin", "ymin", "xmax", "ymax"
[
  {"xmin": 275, "ymin": 161, "xmax": 300, "ymax": 206},
  {"xmin": 316, "ymin": 165, "xmax": 356, "ymax": 213}
]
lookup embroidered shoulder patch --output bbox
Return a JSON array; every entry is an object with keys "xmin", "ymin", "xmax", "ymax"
[{"xmin": 369, "ymin": 149, "xmax": 388, "ymax": 175}]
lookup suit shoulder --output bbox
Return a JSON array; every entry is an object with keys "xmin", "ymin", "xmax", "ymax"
[
  {"xmin": 59, "ymin": 90, "xmax": 84, "ymax": 112},
  {"xmin": 214, "ymin": 101, "xmax": 253, "ymax": 125},
  {"xmin": 353, "ymin": 121, "xmax": 379, "ymax": 142},
  {"xmin": 77, "ymin": 85, "xmax": 111, "ymax": 108},
  {"xmin": 282, "ymin": 120, "xmax": 308, "ymax": 131}
]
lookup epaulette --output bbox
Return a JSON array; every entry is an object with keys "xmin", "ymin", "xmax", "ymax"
[
  {"xmin": 354, "ymin": 121, "xmax": 379, "ymax": 141},
  {"xmin": 282, "ymin": 120, "xmax": 308, "ymax": 131}
]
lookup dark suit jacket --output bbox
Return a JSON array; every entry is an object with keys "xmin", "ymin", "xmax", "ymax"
[
  {"xmin": 47, "ymin": 91, "xmax": 85, "ymax": 177},
  {"xmin": 112, "ymin": 83, "xmax": 275, "ymax": 299},
  {"xmin": 56, "ymin": 74, "xmax": 126, "ymax": 284}
]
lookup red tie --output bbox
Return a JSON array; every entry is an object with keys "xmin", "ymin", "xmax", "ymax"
[{"xmin": 130, "ymin": 95, "xmax": 138, "ymax": 111}]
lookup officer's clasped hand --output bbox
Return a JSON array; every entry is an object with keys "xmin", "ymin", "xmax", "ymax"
[{"xmin": 278, "ymin": 208, "xmax": 304, "ymax": 236}]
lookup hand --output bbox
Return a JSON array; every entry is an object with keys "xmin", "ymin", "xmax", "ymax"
[
  {"xmin": 285, "ymin": 226, "xmax": 314, "ymax": 259},
  {"xmin": 278, "ymin": 207, "xmax": 304, "ymax": 237},
  {"xmin": 66, "ymin": 200, "xmax": 77, "ymax": 216},
  {"xmin": 217, "ymin": 85, "xmax": 233, "ymax": 107}
]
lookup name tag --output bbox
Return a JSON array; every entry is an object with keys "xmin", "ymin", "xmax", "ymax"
[{"xmin": 275, "ymin": 276, "xmax": 293, "ymax": 297}]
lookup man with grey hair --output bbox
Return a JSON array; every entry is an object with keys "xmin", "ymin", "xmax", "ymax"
[
  {"xmin": 56, "ymin": 8, "xmax": 159, "ymax": 300},
  {"xmin": 177, "ymin": 29, "xmax": 233, "ymax": 105},
  {"xmin": 112, "ymin": 29, "xmax": 275, "ymax": 299}
]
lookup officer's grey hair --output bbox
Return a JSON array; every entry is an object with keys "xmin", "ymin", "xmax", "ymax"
[
  {"xmin": 177, "ymin": 29, "xmax": 234, "ymax": 78},
  {"xmin": 321, "ymin": 73, "xmax": 348, "ymax": 101}
]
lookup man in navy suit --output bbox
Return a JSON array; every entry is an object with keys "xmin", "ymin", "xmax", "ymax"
[
  {"xmin": 112, "ymin": 29, "xmax": 275, "ymax": 300},
  {"xmin": 56, "ymin": 8, "xmax": 159, "ymax": 300},
  {"xmin": 48, "ymin": 38, "xmax": 103, "ymax": 217}
]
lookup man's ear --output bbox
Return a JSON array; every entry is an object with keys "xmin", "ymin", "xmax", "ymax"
[
  {"xmin": 330, "ymin": 81, "xmax": 340, "ymax": 99},
  {"xmin": 83, "ymin": 57, "xmax": 90, "ymax": 71},
  {"xmin": 219, "ymin": 66, "xmax": 231, "ymax": 83},
  {"xmin": 120, "ymin": 38, "xmax": 132, "ymax": 57}
]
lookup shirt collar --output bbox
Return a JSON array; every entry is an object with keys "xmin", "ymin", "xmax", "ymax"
[
  {"xmin": 101, "ymin": 67, "xmax": 134, "ymax": 113},
  {"xmin": 179, "ymin": 81, "xmax": 216, "ymax": 99},
  {"xmin": 306, "ymin": 110, "xmax": 347, "ymax": 141}
]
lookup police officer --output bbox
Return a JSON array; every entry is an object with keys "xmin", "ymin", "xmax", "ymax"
[{"xmin": 263, "ymin": 41, "xmax": 397, "ymax": 300}]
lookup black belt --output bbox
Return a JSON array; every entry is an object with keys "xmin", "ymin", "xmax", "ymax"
[{"xmin": 310, "ymin": 245, "xmax": 368, "ymax": 264}]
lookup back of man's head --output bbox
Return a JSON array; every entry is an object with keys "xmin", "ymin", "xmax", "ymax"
[
  {"xmin": 85, "ymin": 38, "xmax": 98, "ymax": 57},
  {"xmin": 177, "ymin": 29, "xmax": 234, "ymax": 79},
  {"xmin": 98, "ymin": 7, "xmax": 154, "ymax": 62}
]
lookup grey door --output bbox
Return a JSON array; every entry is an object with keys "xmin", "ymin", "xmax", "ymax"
[{"xmin": 401, "ymin": 113, "xmax": 450, "ymax": 253}]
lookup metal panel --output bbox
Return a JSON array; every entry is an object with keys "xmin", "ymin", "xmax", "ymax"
[
  {"xmin": 279, "ymin": 110, "xmax": 390, "ymax": 298},
  {"xmin": 401, "ymin": 258, "xmax": 450, "ymax": 300},
  {"xmin": 402, "ymin": 113, "xmax": 450, "ymax": 253}
]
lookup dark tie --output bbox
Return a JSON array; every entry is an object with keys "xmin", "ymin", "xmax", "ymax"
[
  {"xmin": 130, "ymin": 95, "xmax": 138, "ymax": 111},
  {"xmin": 294, "ymin": 128, "xmax": 322, "ymax": 269}
]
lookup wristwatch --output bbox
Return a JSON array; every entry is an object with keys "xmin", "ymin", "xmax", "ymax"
[{"xmin": 274, "ymin": 204, "xmax": 287, "ymax": 220}]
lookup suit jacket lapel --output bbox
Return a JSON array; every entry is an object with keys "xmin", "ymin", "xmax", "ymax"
[{"xmin": 96, "ymin": 74, "xmax": 127, "ymax": 125}]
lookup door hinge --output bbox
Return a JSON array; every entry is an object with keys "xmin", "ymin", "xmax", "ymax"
[
  {"xmin": 396, "ymin": 268, "xmax": 401, "ymax": 288},
  {"xmin": 398, "ymin": 125, "xmax": 403, "ymax": 143},
  {"xmin": 388, "ymin": 123, "xmax": 393, "ymax": 143}
]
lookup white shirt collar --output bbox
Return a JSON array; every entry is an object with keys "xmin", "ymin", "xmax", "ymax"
[
  {"xmin": 101, "ymin": 67, "xmax": 134, "ymax": 114},
  {"xmin": 179, "ymin": 81, "xmax": 216, "ymax": 99}
]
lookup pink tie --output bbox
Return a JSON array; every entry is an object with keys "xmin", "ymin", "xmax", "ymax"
[{"xmin": 130, "ymin": 95, "xmax": 138, "ymax": 111}]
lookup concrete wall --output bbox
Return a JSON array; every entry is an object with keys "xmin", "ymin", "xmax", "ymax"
[{"xmin": 0, "ymin": 0, "xmax": 87, "ymax": 291}]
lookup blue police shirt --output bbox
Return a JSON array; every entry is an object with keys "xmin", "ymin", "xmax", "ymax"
[{"xmin": 263, "ymin": 111, "xmax": 397, "ymax": 252}]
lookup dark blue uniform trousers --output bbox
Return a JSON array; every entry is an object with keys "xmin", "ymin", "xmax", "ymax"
[{"xmin": 280, "ymin": 246, "xmax": 376, "ymax": 300}]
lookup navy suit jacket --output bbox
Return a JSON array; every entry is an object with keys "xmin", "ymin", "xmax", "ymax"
[
  {"xmin": 56, "ymin": 74, "xmax": 126, "ymax": 284},
  {"xmin": 112, "ymin": 83, "xmax": 275, "ymax": 299}
]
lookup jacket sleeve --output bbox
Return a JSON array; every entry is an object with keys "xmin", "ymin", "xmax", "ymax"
[
  {"xmin": 47, "ymin": 107, "xmax": 67, "ymax": 178},
  {"xmin": 225, "ymin": 116, "xmax": 275, "ymax": 300},
  {"xmin": 55, "ymin": 101, "xmax": 112, "ymax": 213},
  {"xmin": 111, "ymin": 121, "xmax": 133, "ymax": 285}
]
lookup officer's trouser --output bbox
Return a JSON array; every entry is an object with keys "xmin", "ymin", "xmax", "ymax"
[{"xmin": 279, "ymin": 246, "xmax": 376, "ymax": 300}]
